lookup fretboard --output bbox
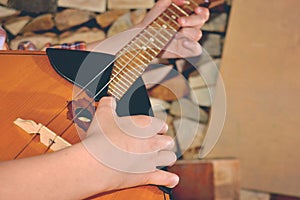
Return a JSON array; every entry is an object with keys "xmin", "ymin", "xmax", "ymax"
[{"xmin": 108, "ymin": 0, "xmax": 211, "ymax": 100}]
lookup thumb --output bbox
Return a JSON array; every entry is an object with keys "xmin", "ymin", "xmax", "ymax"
[
  {"xmin": 96, "ymin": 96, "xmax": 117, "ymax": 114},
  {"xmin": 147, "ymin": 170, "xmax": 179, "ymax": 188}
]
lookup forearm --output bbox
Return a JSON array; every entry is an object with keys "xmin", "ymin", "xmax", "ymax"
[{"xmin": 0, "ymin": 143, "xmax": 108, "ymax": 200}]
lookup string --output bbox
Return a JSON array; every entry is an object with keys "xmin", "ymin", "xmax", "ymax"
[
  {"xmin": 13, "ymin": 1, "xmax": 210, "ymax": 198},
  {"xmin": 44, "ymin": 15, "xmax": 178, "ymax": 152}
]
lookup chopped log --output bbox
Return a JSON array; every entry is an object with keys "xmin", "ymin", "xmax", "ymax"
[
  {"xmin": 168, "ymin": 159, "xmax": 240, "ymax": 200},
  {"xmin": 202, "ymin": 13, "xmax": 228, "ymax": 33},
  {"xmin": 0, "ymin": 5, "xmax": 19, "ymax": 21},
  {"xmin": 21, "ymin": 14, "xmax": 54, "ymax": 33},
  {"xmin": 240, "ymin": 190, "xmax": 270, "ymax": 200},
  {"xmin": 201, "ymin": 33, "xmax": 222, "ymax": 57},
  {"xmin": 130, "ymin": 9, "xmax": 147, "ymax": 26},
  {"xmin": 8, "ymin": 0, "xmax": 57, "ymax": 14},
  {"xmin": 149, "ymin": 97, "xmax": 170, "ymax": 112},
  {"xmin": 148, "ymin": 75, "xmax": 190, "ymax": 101},
  {"xmin": 10, "ymin": 32, "xmax": 58, "ymax": 50},
  {"xmin": 142, "ymin": 64, "xmax": 173, "ymax": 89},
  {"xmin": 58, "ymin": 0, "xmax": 106, "ymax": 13},
  {"xmin": 3, "ymin": 16, "xmax": 31, "ymax": 35},
  {"xmin": 207, "ymin": 0, "xmax": 300, "ymax": 196},
  {"xmin": 0, "ymin": 0, "xmax": 8, "ymax": 5},
  {"xmin": 191, "ymin": 87, "xmax": 212, "ymax": 107},
  {"xmin": 173, "ymin": 118, "xmax": 205, "ymax": 159},
  {"xmin": 59, "ymin": 27, "xmax": 105, "ymax": 44},
  {"xmin": 170, "ymin": 98, "xmax": 208, "ymax": 123},
  {"xmin": 95, "ymin": 9, "xmax": 129, "ymax": 28},
  {"xmin": 188, "ymin": 75, "xmax": 206, "ymax": 89},
  {"xmin": 54, "ymin": 9, "xmax": 95, "ymax": 31},
  {"xmin": 189, "ymin": 57, "xmax": 220, "ymax": 86},
  {"xmin": 108, "ymin": 0, "xmax": 154, "ymax": 9},
  {"xmin": 107, "ymin": 12, "xmax": 132, "ymax": 37}
]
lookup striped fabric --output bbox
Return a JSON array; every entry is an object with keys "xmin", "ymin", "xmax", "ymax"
[
  {"xmin": 0, "ymin": 26, "xmax": 87, "ymax": 51},
  {"xmin": 43, "ymin": 42, "xmax": 87, "ymax": 51}
]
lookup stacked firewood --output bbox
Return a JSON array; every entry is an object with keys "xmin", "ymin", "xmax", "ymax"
[{"xmin": 0, "ymin": 0, "xmax": 231, "ymax": 159}]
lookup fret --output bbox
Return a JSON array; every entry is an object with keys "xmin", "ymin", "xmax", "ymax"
[
  {"xmin": 125, "ymin": 43, "xmax": 152, "ymax": 64},
  {"xmin": 135, "ymin": 35, "xmax": 149, "ymax": 48},
  {"xmin": 111, "ymin": 79, "xmax": 127, "ymax": 93},
  {"xmin": 132, "ymin": 39, "xmax": 159, "ymax": 56},
  {"xmin": 122, "ymin": 46, "xmax": 149, "ymax": 70},
  {"xmin": 140, "ymin": 35, "xmax": 162, "ymax": 52},
  {"xmin": 144, "ymin": 47, "xmax": 157, "ymax": 58},
  {"xmin": 166, "ymin": 7, "xmax": 181, "ymax": 19},
  {"xmin": 135, "ymin": 48, "xmax": 153, "ymax": 63},
  {"xmin": 119, "ymin": 54, "xmax": 145, "ymax": 74},
  {"xmin": 183, "ymin": 4, "xmax": 194, "ymax": 12},
  {"xmin": 134, "ymin": 52, "xmax": 151, "ymax": 66},
  {"xmin": 144, "ymin": 27, "xmax": 170, "ymax": 44},
  {"xmin": 132, "ymin": 42, "xmax": 157, "ymax": 58},
  {"xmin": 157, "ymin": 17, "xmax": 177, "ymax": 32},
  {"xmin": 130, "ymin": 58, "xmax": 146, "ymax": 71},
  {"xmin": 139, "ymin": 32, "xmax": 165, "ymax": 49},
  {"xmin": 113, "ymin": 62, "xmax": 137, "ymax": 81},
  {"xmin": 189, "ymin": 0, "xmax": 199, "ymax": 7},
  {"xmin": 112, "ymin": 64, "xmax": 136, "ymax": 83},
  {"xmin": 109, "ymin": 84, "xmax": 123, "ymax": 98},
  {"xmin": 147, "ymin": 47, "xmax": 158, "ymax": 55},
  {"xmin": 128, "ymin": 38, "xmax": 156, "ymax": 58},
  {"xmin": 112, "ymin": 73, "xmax": 131, "ymax": 88},
  {"xmin": 122, "ymin": 47, "xmax": 138, "ymax": 60},
  {"xmin": 152, "ymin": 21, "xmax": 174, "ymax": 38},
  {"xmin": 139, "ymin": 31, "xmax": 165, "ymax": 49},
  {"xmin": 181, "ymin": 0, "xmax": 198, "ymax": 14},
  {"xmin": 161, "ymin": 12, "xmax": 180, "ymax": 28},
  {"xmin": 112, "ymin": 71, "xmax": 135, "ymax": 85},
  {"xmin": 115, "ymin": 58, "xmax": 138, "ymax": 78},
  {"xmin": 135, "ymin": 35, "xmax": 158, "ymax": 58},
  {"xmin": 171, "ymin": 3, "xmax": 189, "ymax": 16},
  {"xmin": 116, "ymin": 58, "xmax": 141, "ymax": 77},
  {"xmin": 184, "ymin": 0, "xmax": 191, "ymax": 5},
  {"xmin": 109, "ymin": 88, "xmax": 122, "ymax": 99}
]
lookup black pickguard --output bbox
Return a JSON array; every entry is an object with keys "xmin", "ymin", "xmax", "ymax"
[
  {"xmin": 46, "ymin": 48, "xmax": 172, "ymax": 197},
  {"xmin": 46, "ymin": 48, "xmax": 153, "ymax": 117}
]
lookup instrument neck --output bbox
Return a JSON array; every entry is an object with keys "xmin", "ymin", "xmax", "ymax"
[{"xmin": 107, "ymin": 0, "xmax": 215, "ymax": 99}]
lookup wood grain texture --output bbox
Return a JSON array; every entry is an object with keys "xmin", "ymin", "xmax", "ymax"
[{"xmin": 207, "ymin": 0, "xmax": 300, "ymax": 197}]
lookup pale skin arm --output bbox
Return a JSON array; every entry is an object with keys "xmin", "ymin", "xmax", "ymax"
[{"xmin": 0, "ymin": 97, "xmax": 178, "ymax": 200}]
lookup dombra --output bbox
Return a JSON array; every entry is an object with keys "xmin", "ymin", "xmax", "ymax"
[
  {"xmin": 0, "ymin": 1, "xmax": 220, "ymax": 199},
  {"xmin": 0, "ymin": 49, "xmax": 165, "ymax": 200}
]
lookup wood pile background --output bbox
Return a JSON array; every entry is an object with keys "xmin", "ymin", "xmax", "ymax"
[
  {"xmin": 0, "ymin": 0, "xmax": 232, "ymax": 160},
  {"xmin": 0, "ymin": 0, "xmax": 234, "ymax": 171},
  {"xmin": 0, "ymin": 0, "xmax": 231, "ymax": 54}
]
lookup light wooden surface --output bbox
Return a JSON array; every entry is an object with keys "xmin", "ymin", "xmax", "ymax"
[{"xmin": 208, "ymin": 0, "xmax": 300, "ymax": 197}]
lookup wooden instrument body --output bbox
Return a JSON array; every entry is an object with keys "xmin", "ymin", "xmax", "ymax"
[{"xmin": 0, "ymin": 50, "xmax": 167, "ymax": 200}]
